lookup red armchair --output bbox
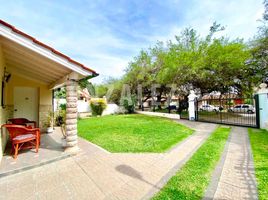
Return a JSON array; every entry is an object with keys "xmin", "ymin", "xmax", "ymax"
[
  {"xmin": 8, "ymin": 118, "xmax": 37, "ymax": 128},
  {"xmin": 1, "ymin": 124, "xmax": 40, "ymax": 159}
]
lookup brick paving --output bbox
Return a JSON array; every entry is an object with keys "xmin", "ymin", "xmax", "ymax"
[
  {"xmin": 204, "ymin": 127, "xmax": 258, "ymax": 200},
  {"xmin": 0, "ymin": 120, "xmax": 217, "ymax": 200}
]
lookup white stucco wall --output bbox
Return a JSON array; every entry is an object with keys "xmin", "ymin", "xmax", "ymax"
[
  {"xmin": 136, "ymin": 110, "xmax": 180, "ymax": 120},
  {"xmin": 54, "ymin": 99, "xmax": 91, "ymax": 113},
  {"xmin": 77, "ymin": 100, "xmax": 91, "ymax": 113},
  {"xmin": 102, "ymin": 104, "xmax": 120, "ymax": 115}
]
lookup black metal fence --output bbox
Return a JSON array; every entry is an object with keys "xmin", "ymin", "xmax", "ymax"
[
  {"xmin": 195, "ymin": 96, "xmax": 259, "ymax": 128},
  {"xmin": 137, "ymin": 95, "xmax": 260, "ymax": 128}
]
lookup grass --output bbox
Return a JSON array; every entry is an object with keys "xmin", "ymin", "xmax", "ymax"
[
  {"xmin": 78, "ymin": 114, "xmax": 193, "ymax": 153},
  {"xmin": 198, "ymin": 111, "xmax": 244, "ymax": 119},
  {"xmin": 248, "ymin": 128, "xmax": 268, "ymax": 200},
  {"xmin": 153, "ymin": 126, "xmax": 231, "ymax": 200}
]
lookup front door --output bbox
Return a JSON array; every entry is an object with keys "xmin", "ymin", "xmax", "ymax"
[{"xmin": 14, "ymin": 87, "xmax": 38, "ymax": 122}]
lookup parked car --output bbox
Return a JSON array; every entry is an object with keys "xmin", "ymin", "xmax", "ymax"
[
  {"xmin": 228, "ymin": 104, "xmax": 255, "ymax": 114},
  {"xmin": 167, "ymin": 105, "xmax": 177, "ymax": 110},
  {"xmin": 167, "ymin": 102, "xmax": 178, "ymax": 110},
  {"xmin": 199, "ymin": 104, "xmax": 219, "ymax": 112}
]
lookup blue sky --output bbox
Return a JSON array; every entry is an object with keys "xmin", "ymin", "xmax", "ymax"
[{"xmin": 0, "ymin": 0, "xmax": 264, "ymax": 83}]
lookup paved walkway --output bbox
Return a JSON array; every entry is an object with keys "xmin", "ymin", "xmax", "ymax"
[
  {"xmin": 204, "ymin": 127, "xmax": 258, "ymax": 200},
  {"xmin": 0, "ymin": 120, "xmax": 216, "ymax": 200}
]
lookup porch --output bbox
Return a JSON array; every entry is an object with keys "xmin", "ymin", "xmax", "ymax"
[
  {"xmin": 0, "ymin": 20, "xmax": 98, "ymax": 165},
  {"xmin": 0, "ymin": 128, "xmax": 70, "ymax": 177}
]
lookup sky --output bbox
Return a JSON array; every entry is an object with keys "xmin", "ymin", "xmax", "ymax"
[{"xmin": 0, "ymin": 0, "xmax": 265, "ymax": 84}]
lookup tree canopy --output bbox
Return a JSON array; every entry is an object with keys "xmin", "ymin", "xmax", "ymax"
[
  {"xmin": 94, "ymin": 1, "xmax": 268, "ymax": 105},
  {"xmin": 249, "ymin": 0, "xmax": 268, "ymax": 85},
  {"xmin": 115, "ymin": 22, "xmax": 252, "ymax": 102}
]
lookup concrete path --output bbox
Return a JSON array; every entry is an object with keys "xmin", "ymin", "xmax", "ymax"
[
  {"xmin": 204, "ymin": 127, "xmax": 258, "ymax": 200},
  {"xmin": 0, "ymin": 121, "xmax": 217, "ymax": 200}
]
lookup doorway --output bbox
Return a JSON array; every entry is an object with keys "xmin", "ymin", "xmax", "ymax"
[{"xmin": 14, "ymin": 87, "xmax": 39, "ymax": 123}]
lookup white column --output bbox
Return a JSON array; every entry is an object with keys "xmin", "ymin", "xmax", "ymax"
[
  {"xmin": 65, "ymin": 73, "xmax": 79, "ymax": 153},
  {"xmin": 256, "ymin": 83, "xmax": 268, "ymax": 130},
  {"xmin": 188, "ymin": 90, "xmax": 197, "ymax": 121}
]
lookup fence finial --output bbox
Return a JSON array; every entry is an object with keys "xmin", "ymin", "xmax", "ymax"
[{"xmin": 257, "ymin": 83, "xmax": 268, "ymax": 94}]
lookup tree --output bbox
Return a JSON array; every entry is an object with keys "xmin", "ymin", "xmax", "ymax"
[
  {"xmin": 158, "ymin": 23, "xmax": 251, "ymax": 96},
  {"xmin": 78, "ymin": 78, "xmax": 96, "ymax": 97},
  {"xmin": 54, "ymin": 87, "xmax": 66, "ymax": 99},
  {"xmin": 199, "ymin": 38, "xmax": 251, "ymax": 95},
  {"xmin": 249, "ymin": 0, "xmax": 268, "ymax": 85},
  {"xmin": 95, "ymin": 78, "xmax": 123, "ymax": 104},
  {"xmin": 97, "ymin": 22, "xmax": 256, "ymax": 107},
  {"xmin": 95, "ymin": 84, "xmax": 108, "ymax": 98}
]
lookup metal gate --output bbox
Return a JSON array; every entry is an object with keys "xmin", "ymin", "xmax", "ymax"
[{"xmin": 195, "ymin": 96, "xmax": 260, "ymax": 128}]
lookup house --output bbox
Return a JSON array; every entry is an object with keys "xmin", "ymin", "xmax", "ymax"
[
  {"xmin": 142, "ymin": 95, "xmax": 183, "ymax": 109},
  {"xmin": 201, "ymin": 93, "xmax": 244, "ymax": 107},
  {"xmin": 0, "ymin": 20, "xmax": 98, "ymax": 162}
]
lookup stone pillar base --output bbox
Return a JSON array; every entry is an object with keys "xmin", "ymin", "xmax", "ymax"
[{"xmin": 64, "ymin": 145, "xmax": 80, "ymax": 154}]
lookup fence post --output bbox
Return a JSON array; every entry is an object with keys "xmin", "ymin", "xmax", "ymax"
[
  {"xmin": 188, "ymin": 90, "xmax": 197, "ymax": 121},
  {"xmin": 194, "ymin": 98, "xmax": 198, "ymax": 121},
  {"xmin": 256, "ymin": 83, "xmax": 268, "ymax": 130}
]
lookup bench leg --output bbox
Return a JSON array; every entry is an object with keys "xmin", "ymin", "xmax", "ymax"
[
  {"xmin": 14, "ymin": 143, "xmax": 19, "ymax": 159},
  {"xmin": 36, "ymin": 138, "xmax": 39, "ymax": 153}
]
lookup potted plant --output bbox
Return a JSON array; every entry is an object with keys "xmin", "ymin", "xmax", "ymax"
[
  {"xmin": 55, "ymin": 109, "xmax": 67, "ymax": 147},
  {"xmin": 44, "ymin": 111, "xmax": 54, "ymax": 133}
]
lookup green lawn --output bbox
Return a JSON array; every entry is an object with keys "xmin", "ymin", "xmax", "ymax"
[
  {"xmin": 78, "ymin": 114, "xmax": 193, "ymax": 152},
  {"xmin": 153, "ymin": 126, "xmax": 231, "ymax": 200},
  {"xmin": 248, "ymin": 128, "xmax": 268, "ymax": 200}
]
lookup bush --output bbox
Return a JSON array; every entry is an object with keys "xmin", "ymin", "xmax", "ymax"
[
  {"xmin": 55, "ymin": 110, "xmax": 66, "ymax": 126},
  {"xmin": 90, "ymin": 98, "xmax": 107, "ymax": 116},
  {"xmin": 54, "ymin": 109, "xmax": 67, "ymax": 138},
  {"xmin": 59, "ymin": 103, "xmax": 66, "ymax": 111},
  {"xmin": 120, "ymin": 96, "xmax": 135, "ymax": 114}
]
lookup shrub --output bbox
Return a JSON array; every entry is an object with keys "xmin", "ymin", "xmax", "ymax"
[
  {"xmin": 120, "ymin": 96, "xmax": 135, "ymax": 114},
  {"xmin": 55, "ymin": 110, "xmax": 66, "ymax": 126},
  {"xmin": 59, "ymin": 103, "xmax": 66, "ymax": 111},
  {"xmin": 90, "ymin": 98, "xmax": 107, "ymax": 116},
  {"xmin": 54, "ymin": 109, "xmax": 67, "ymax": 138}
]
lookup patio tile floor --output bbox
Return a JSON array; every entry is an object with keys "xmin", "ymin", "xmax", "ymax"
[{"xmin": 0, "ymin": 129, "xmax": 70, "ymax": 177}]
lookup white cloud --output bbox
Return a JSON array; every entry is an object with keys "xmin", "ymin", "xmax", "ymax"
[
  {"xmin": 0, "ymin": 0, "xmax": 264, "ymax": 84},
  {"xmin": 181, "ymin": 0, "xmax": 264, "ymax": 39}
]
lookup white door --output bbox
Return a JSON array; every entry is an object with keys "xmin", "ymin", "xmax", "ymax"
[{"xmin": 14, "ymin": 87, "xmax": 38, "ymax": 122}]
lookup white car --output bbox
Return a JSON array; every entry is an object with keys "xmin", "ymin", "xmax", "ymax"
[
  {"xmin": 199, "ymin": 104, "xmax": 219, "ymax": 112},
  {"xmin": 228, "ymin": 104, "xmax": 255, "ymax": 114}
]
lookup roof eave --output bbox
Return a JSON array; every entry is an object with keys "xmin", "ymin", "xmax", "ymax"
[{"xmin": 0, "ymin": 20, "xmax": 98, "ymax": 77}]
